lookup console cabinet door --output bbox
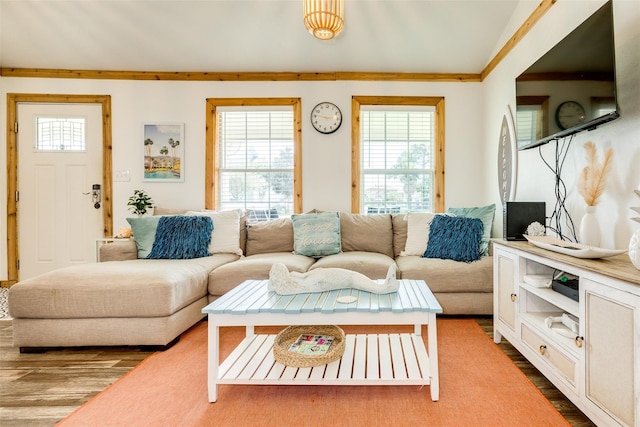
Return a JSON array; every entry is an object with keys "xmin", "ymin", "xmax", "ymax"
[
  {"xmin": 494, "ymin": 248, "xmax": 518, "ymax": 334},
  {"xmin": 583, "ymin": 278, "xmax": 639, "ymax": 427}
]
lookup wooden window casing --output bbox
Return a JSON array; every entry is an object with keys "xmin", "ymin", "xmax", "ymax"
[
  {"xmin": 351, "ymin": 96, "xmax": 445, "ymax": 214},
  {"xmin": 205, "ymin": 98, "xmax": 302, "ymax": 213}
]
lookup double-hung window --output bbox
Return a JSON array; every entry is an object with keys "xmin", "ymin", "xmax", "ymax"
[
  {"xmin": 205, "ymin": 98, "xmax": 302, "ymax": 217},
  {"xmin": 352, "ymin": 96, "xmax": 445, "ymax": 214},
  {"xmin": 515, "ymin": 96, "xmax": 548, "ymax": 149}
]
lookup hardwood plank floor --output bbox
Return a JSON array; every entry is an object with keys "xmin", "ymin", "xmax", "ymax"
[
  {"xmin": 0, "ymin": 318, "xmax": 595, "ymax": 427},
  {"xmin": 0, "ymin": 320, "xmax": 153, "ymax": 427}
]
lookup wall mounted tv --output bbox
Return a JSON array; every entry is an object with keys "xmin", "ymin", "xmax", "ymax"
[{"xmin": 515, "ymin": 0, "xmax": 619, "ymax": 151}]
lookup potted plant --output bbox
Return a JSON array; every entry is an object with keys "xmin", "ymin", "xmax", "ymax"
[{"xmin": 127, "ymin": 190, "xmax": 154, "ymax": 217}]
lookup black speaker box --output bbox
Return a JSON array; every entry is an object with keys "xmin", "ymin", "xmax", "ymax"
[
  {"xmin": 551, "ymin": 279, "xmax": 579, "ymax": 301},
  {"xmin": 504, "ymin": 202, "xmax": 546, "ymax": 241}
]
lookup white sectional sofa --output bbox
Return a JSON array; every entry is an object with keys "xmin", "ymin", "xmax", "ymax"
[{"xmin": 9, "ymin": 208, "xmax": 495, "ymax": 351}]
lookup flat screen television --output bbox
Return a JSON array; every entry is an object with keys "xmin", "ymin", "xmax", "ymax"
[{"xmin": 515, "ymin": 0, "xmax": 619, "ymax": 150}]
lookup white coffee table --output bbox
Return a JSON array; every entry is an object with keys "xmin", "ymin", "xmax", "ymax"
[{"xmin": 202, "ymin": 278, "xmax": 442, "ymax": 402}]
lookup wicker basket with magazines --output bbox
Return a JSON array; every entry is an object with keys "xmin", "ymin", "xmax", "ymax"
[{"xmin": 273, "ymin": 325, "xmax": 345, "ymax": 368}]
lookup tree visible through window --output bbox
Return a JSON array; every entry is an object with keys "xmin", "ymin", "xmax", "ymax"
[
  {"xmin": 205, "ymin": 98, "xmax": 302, "ymax": 217},
  {"xmin": 218, "ymin": 109, "xmax": 293, "ymax": 214},
  {"xmin": 352, "ymin": 96, "xmax": 445, "ymax": 214}
]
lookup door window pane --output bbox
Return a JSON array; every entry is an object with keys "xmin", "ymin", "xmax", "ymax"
[{"xmin": 35, "ymin": 117, "xmax": 86, "ymax": 151}]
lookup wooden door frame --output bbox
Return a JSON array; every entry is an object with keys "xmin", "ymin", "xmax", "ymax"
[{"xmin": 4, "ymin": 94, "xmax": 113, "ymax": 285}]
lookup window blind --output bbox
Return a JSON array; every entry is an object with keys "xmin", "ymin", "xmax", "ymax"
[
  {"xmin": 218, "ymin": 109, "xmax": 294, "ymax": 216},
  {"xmin": 360, "ymin": 108, "xmax": 435, "ymax": 213},
  {"xmin": 516, "ymin": 106, "xmax": 541, "ymax": 147}
]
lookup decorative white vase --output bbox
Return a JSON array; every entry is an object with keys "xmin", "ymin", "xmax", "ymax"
[
  {"xmin": 579, "ymin": 206, "xmax": 601, "ymax": 247},
  {"xmin": 629, "ymin": 229, "xmax": 640, "ymax": 270}
]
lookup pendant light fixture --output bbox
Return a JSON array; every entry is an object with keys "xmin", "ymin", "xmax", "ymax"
[{"xmin": 303, "ymin": 0, "xmax": 344, "ymax": 40}]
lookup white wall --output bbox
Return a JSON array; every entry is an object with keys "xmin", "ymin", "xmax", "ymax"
[
  {"xmin": 483, "ymin": 0, "xmax": 640, "ymax": 250},
  {"xmin": 4, "ymin": 0, "xmax": 638, "ymax": 280},
  {"xmin": 0, "ymin": 77, "xmax": 487, "ymax": 279}
]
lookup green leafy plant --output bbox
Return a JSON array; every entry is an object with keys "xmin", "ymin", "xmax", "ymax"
[{"xmin": 127, "ymin": 190, "xmax": 154, "ymax": 217}]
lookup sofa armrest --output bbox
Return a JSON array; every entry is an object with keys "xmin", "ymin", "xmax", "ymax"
[{"xmin": 99, "ymin": 239, "xmax": 138, "ymax": 261}]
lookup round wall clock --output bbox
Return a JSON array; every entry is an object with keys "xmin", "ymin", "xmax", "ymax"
[
  {"xmin": 555, "ymin": 101, "xmax": 585, "ymax": 130},
  {"xmin": 311, "ymin": 102, "xmax": 342, "ymax": 134}
]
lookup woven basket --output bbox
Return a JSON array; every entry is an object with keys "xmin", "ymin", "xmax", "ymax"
[{"xmin": 273, "ymin": 325, "xmax": 346, "ymax": 368}]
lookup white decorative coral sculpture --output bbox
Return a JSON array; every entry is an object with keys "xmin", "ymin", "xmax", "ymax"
[{"xmin": 526, "ymin": 221, "xmax": 546, "ymax": 236}]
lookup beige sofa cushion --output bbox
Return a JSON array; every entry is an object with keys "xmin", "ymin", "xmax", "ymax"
[
  {"xmin": 9, "ymin": 256, "xmax": 236, "ymax": 319},
  {"xmin": 153, "ymin": 207, "xmax": 190, "ymax": 216},
  {"xmin": 340, "ymin": 213, "xmax": 394, "ymax": 257},
  {"xmin": 187, "ymin": 209, "xmax": 244, "ymax": 255},
  {"xmin": 392, "ymin": 213, "xmax": 408, "ymax": 257},
  {"xmin": 245, "ymin": 218, "xmax": 294, "ymax": 256},
  {"xmin": 401, "ymin": 212, "xmax": 437, "ymax": 256},
  {"xmin": 310, "ymin": 251, "xmax": 396, "ymax": 280},
  {"xmin": 208, "ymin": 252, "xmax": 315, "ymax": 296},
  {"xmin": 99, "ymin": 239, "xmax": 138, "ymax": 261},
  {"xmin": 433, "ymin": 292, "xmax": 493, "ymax": 315},
  {"xmin": 395, "ymin": 255, "xmax": 493, "ymax": 293}
]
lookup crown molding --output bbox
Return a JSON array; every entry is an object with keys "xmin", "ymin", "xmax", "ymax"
[{"xmin": 0, "ymin": 68, "xmax": 481, "ymax": 82}]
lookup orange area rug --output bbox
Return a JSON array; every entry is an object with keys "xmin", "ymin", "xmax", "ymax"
[{"xmin": 58, "ymin": 319, "xmax": 569, "ymax": 427}]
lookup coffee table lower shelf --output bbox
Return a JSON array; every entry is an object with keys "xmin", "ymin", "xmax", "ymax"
[{"xmin": 219, "ymin": 332, "xmax": 432, "ymax": 386}]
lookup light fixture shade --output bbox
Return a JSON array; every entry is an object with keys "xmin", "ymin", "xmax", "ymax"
[{"xmin": 303, "ymin": 0, "xmax": 344, "ymax": 40}]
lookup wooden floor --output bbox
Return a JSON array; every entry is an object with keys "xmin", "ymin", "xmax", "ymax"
[{"xmin": 0, "ymin": 317, "xmax": 595, "ymax": 427}]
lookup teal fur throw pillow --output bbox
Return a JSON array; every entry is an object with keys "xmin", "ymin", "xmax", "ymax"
[
  {"xmin": 147, "ymin": 215, "xmax": 213, "ymax": 259},
  {"xmin": 447, "ymin": 204, "xmax": 495, "ymax": 256},
  {"xmin": 291, "ymin": 212, "xmax": 341, "ymax": 257},
  {"xmin": 127, "ymin": 216, "xmax": 162, "ymax": 258},
  {"xmin": 424, "ymin": 215, "xmax": 483, "ymax": 262}
]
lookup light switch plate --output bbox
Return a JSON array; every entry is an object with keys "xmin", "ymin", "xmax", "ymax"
[{"xmin": 114, "ymin": 170, "xmax": 130, "ymax": 182}]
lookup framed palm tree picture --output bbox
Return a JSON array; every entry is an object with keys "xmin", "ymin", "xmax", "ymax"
[{"xmin": 142, "ymin": 123, "xmax": 184, "ymax": 182}]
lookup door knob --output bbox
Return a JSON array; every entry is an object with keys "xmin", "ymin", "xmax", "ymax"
[{"xmin": 84, "ymin": 184, "xmax": 101, "ymax": 209}]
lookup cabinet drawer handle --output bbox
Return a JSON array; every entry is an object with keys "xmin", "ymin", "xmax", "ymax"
[
  {"xmin": 574, "ymin": 336, "xmax": 584, "ymax": 348},
  {"xmin": 510, "ymin": 293, "xmax": 517, "ymax": 302},
  {"xmin": 539, "ymin": 344, "xmax": 547, "ymax": 355}
]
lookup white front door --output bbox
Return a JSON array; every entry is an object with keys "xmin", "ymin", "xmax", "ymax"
[{"xmin": 17, "ymin": 103, "xmax": 103, "ymax": 280}]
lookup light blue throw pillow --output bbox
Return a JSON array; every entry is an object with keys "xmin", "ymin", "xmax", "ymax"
[
  {"xmin": 126, "ymin": 216, "xmax": 162, "ymax": 258},
  {"xmin": 447, "ymin": 204, "xmax": 496, "ymax": 256},
  {"xmin": 291, "ymin": 212, "xmax": 342, "ymax": 257}
]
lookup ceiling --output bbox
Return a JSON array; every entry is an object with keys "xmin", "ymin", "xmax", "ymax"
[{"xmin": 0, "ymin": 0, "xmax": 528, "ymax": 74}]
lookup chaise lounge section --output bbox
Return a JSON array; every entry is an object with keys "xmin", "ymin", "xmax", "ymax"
[{"xmin": 9, "ymin": 256, "xmax": 237, "ymax": 350}]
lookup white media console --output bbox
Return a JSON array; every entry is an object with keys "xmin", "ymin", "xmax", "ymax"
[{"xmin": 493, "ymin": 240, "xmax": 639, "ymax": 427}]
